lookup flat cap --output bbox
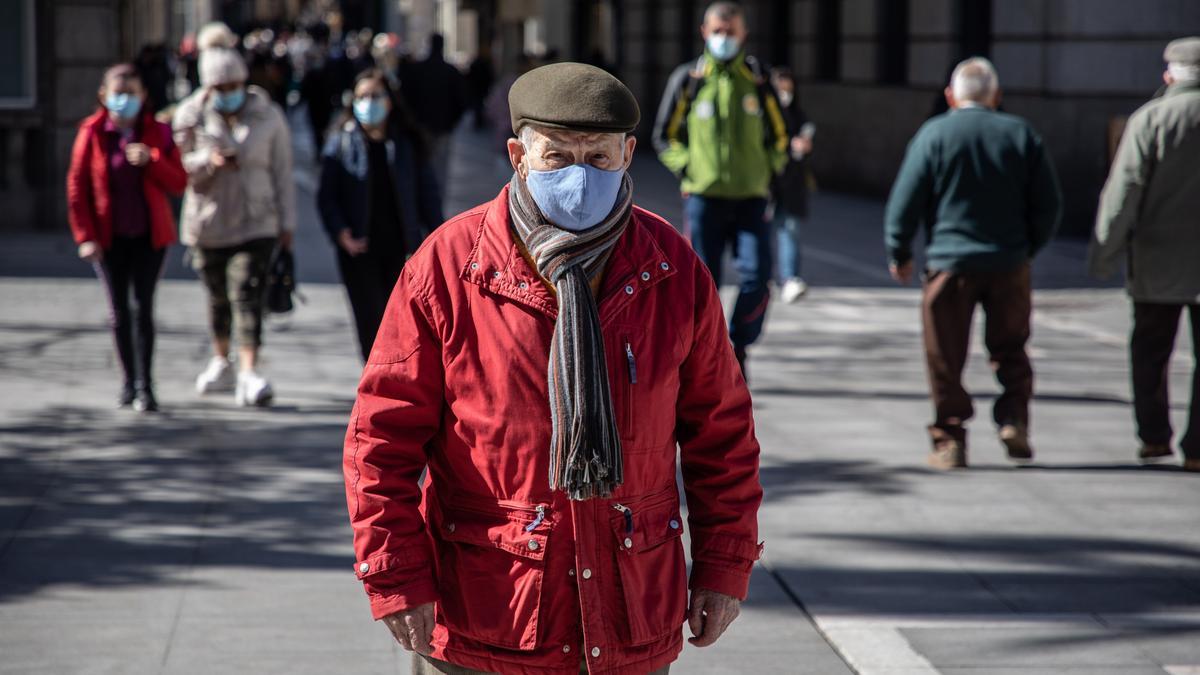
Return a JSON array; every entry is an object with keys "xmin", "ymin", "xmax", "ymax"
[
  {"xmin": 509, "ymin": 62, "xmax": 640, "ymax": 134},
  {"xmin": 1164, "ymin": 37, "xmax": 1200, "ymax": 65}
]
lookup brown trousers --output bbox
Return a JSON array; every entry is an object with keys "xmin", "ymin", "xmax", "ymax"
[
  {"xmin": 413, "ymin": 654, "xmax": 670, "ymax": 674},
  {"xmin": 1131, "ymin": 302, "xmax": 1200, "ymax": 459},
  {"xmin": 921, "ymin": 264, "xmax": 1033, "ymax": 443}
]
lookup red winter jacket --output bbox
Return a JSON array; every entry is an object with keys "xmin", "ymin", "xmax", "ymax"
[
  {"xmin": 344, "ymin": 186, "xmax": 763, "ymax": 675},
  {"xmin": 66, "ymin": 108, "xmax": 187, "ymax": 251}
]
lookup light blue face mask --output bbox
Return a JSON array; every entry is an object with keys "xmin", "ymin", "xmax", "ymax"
[
  {"xmin": 213, "ymin": 87, "xmax": 246, "ymax": 113},
  {"xmin": 526, "ymin": 163, "xmax": 624, "ymax": 231},
  {"xmin": 706, "ymin": 34, "xmax": 741, "ymax": 62},
  {"xmin": 353, "ymin": 97, "xmax": 389, "ymax": 126},
  {"xmin": 104, "ymin": 92, "xmax": 142, "ymax": 120}
]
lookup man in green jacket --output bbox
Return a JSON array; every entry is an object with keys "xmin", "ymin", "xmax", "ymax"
[
  {"xmin": 652, "ymin": 1, "xmax": 788, "ymax": 377},
  {"xmin": 1089, "ymin": 37, "xmax": 1200, "ymax": 473},
  {"xmin": 884, "ymin": 57, "xmax": 1062, "ymax": 470}
]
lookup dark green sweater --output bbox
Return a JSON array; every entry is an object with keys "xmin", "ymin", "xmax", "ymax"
[{"xmin": 884, "ymin": 107, "xmax": 1062, "ymax": 273}]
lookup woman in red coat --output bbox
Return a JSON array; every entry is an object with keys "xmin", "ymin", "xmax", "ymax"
[{"xmin": 66, "ymin": 64, "xmax": 187, "ymax": 412}]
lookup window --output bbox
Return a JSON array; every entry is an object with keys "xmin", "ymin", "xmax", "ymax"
[{"xmin": 0, "ymin": 0, "xmax": 36, "ymax": 109}]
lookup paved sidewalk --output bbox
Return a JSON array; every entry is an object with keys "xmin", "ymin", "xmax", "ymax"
[{"xmin": 1, "ymin": 125, "xmax": 1198, "ymax": 674}]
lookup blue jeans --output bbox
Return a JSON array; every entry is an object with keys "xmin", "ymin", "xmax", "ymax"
[
  {"xmin": 684, "ymin": 195, "xmax": 772, "ymax": 349},
  {"xmin": 773, "ymin": 211, "xmax": 803, "ymax": 280}
]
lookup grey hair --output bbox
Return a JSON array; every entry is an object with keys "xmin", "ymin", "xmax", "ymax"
[
  {"xmin": 950, "ymin": 57, "xmax": 999, "ymax": 103},
  {"xmin": 704, "ymin": 1, "xmax": 743, "ymax": 23},
  {"xmin": 517, "ymin": 124, "xmax": 628, "ymax": 147}
]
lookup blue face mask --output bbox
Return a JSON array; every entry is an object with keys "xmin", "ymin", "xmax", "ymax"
[
  {"xmin": 526, "ymin": 163, "xmax": 625, "ymax": 231},
  {"xmin": 213, "ymin": 87, "xmax": 246, "ymax": 113},
  {"xmin": 353, "ymin": 97, "xmax": 389, "ymax": 126},
  {"xmin": 104, "ymin": 92, "xmax": 142, "ymax": 120},
  {"xmin": 706, "ymin": 34, "xmax": 741, "ymax": 62}
]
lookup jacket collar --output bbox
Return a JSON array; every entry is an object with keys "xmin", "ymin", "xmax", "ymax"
[
  {"xmin": 1165, "ymin": 81, "xmax": 1200, "ymax": 97},
  {"xmin": 461, "ymin": 185, "xmax": 677, "ymax": 324}
]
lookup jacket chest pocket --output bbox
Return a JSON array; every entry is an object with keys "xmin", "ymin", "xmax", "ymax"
[
  {"xmin": 608, "ymin": 326, "xmax": 682, "ymax": 451},
  {"xmin": 609, "ymin": 494, "xmax": 687, "ymax": 645},
  {"xmin": 431, "ymin": 498, "xmax": 552, "ymax": 651}
]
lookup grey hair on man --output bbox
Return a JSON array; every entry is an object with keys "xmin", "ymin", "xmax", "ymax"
[{"xmin": 950, "ymin": 57, "xmax": 1000, "ymax": 104}]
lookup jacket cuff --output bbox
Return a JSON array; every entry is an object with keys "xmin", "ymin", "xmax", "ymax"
[
  {"xmin": 367, "ymin": 578, "xmax": 439, "ymax": 620},
  {"xmin": 689, "ymin": 561, "xmax": 753, "ymax": 601}
]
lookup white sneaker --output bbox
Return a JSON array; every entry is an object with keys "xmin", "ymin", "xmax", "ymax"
[
  {"xmin": 235, "ymin": 370, "xmax": 274, "ymax": 407},
  {"xmin": 195, "ymin": 356, "xmax": 235, "ymax": 394},
  {"xmin": 780, "ymin": 277, "xmax": 809, "ymax": 304}
]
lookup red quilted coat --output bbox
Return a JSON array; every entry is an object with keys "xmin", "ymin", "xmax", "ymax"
[
  {"xmin": 66, "ymin": 108, "xmax": 186, "ymax": 251},
  {"xmin": 344, "ymin": 186, "xmax": 763, "ymax": 674}
]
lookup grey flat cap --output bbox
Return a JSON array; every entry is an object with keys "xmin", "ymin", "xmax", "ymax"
[
  {"xmin": 509, "ymin": 62, "xmax": 640, "ymax": 134},
  {"xmin": 1164, "ymin": 37, "xmax": 1200, "ymax": 65}
]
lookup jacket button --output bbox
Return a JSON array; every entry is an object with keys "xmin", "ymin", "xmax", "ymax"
[
  {"xmin": 568, "ymin": 568, "xmax": 576, "ymax": 577},
  {"xmin": 582, "ymin": 568, "xmax": 592, "ymax": 579},
  {"xmin": 358, "ymin": 562, "xmax": 369, "ymax": 574},
  {"xmin": 527, "ymin": 539, "xmax": 540, "ymax": 551},
  {"xmin": 492, "ymin": 271, "xmax": 502, "ymax": 279},
  {"xmin": 562, "ymin": 645, "xmax": 571, "ymax": 654},
  {"xmin": 591, "ymin": 647, "xmax": 601, "ymax": 658},
  {"xmin": 470, "ymin": 262, "xmax": 479, "ymax": 270},
  {"xmin": 669, "ymin": 519, "xmax": 680, "ymax": 529},
  {"xmin": 624, "ymin": 285, "xmax": 634, "ymax": 295},
  {"xmin": 519, "ymin": 281, "xmax": 529, "ymax": 290},
  {"xmin": 446, "ymin": 523, "xmax": 455, "ymax": 533},
  {"xmin": 660, "ymin": 262, "xmax": 669, "ymax": 270},
  {"xmin": 641, "ymin": 271, "xmax": 651, "ymax": 281},
  {"xmin": 623, "ymin": 537, "xmax": 633, "ymax": 549}
]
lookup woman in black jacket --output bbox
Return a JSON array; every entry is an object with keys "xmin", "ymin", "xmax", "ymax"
[{"xmin": 317, "ymin": 69, "xmax": 443, "ymax": 361}]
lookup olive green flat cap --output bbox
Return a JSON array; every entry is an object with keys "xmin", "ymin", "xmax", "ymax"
[
  {"xmin": 509, "ymin": 62, "xmax": 640, "ymax": 134},
  {"xmin": 1165, "ymin": 37, "xmax": 1200, "ymax": 65}
]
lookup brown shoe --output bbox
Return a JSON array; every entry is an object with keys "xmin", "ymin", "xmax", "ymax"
[
  {"xmin": 999, "ymin": 425, "xmax": 1033, "ymax": 462},
  {"xmin": 927, "ymin": 440, "xmax": 967, "ymax": 470},
  {"xmin": 1183, "ymin": 459, "xmax": 1200, "ymax": 473},
  {"xmin": 1138, "ymin": 443, "xmax": 1174, "ymax": 462}
]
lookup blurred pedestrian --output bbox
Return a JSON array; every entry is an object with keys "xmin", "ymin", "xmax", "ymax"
[
  {"xmin": 344, "ymin": 63, "xmax": 762, "ymax": 674},
  {"xmin": 401, "ymin": 33, "xmax": 469, "ymax": 194},
  {"xmin": 317, "ymin": 69, "xmax": 442, "ymax": 361},
  {"xmin": 884, "ymin": 57, "xmax": 1062, "ymax": 469},
  {"xmin": 174, "ymin": 47, "xmax": 296, "ymax": 407},
  {"xmin": 66, "ymin": 64, "xmax": 187, "ymax": 412},
  {"xmin": 466, "ymin": 47, "xmax": 495, "ymax": 130},
  {"xmin": 768, "ymin": 67, "xmax": 815, "ymax": 303},
  {"xmin": 1089, "ymin": 37, "xmax": 1200, "ymax": 473},
  {"xmin": 652, "ymin": 1, "xmax": 789, "ymax": 378}
]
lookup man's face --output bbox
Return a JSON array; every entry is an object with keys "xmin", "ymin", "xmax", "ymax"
[
  {"xmin": 507, "ymin": 126, "xmax": 637, "ymax": 179},
  {"xmin": 701, "ymin": 13, "xmax": 747, "ymax": 43}
]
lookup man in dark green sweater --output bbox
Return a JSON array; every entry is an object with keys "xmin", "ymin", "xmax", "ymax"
[{"xmin": 884, "ymin": 57, "xmax": 1062, "ymax": 470}]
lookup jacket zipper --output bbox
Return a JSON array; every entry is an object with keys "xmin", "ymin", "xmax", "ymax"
[
  {"xmin": 613, "ymin": 504, "xmax": 634, "ymax": 534},
  {"xmin": 624, "ymin": 341, "xmax": 637, "ymax": 384},
  {"xmin": 523, "ymin": 504, "xmax": 547, "ymax": 532}
]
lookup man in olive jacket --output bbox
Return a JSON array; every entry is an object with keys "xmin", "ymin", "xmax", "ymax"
[
  {"xmin": 1089, "ymin": 37, "xmax": 1200, "ymax": 473},
  {"xmin": 884, "ymin": 57, "xmax": 1062, "ymax": 470}
]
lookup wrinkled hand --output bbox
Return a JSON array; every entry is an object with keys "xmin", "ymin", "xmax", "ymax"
[
  {"xmin": 78, "ymin": 241, "xmax": 102, "ymax": 263},
  {"xmin": 687, "ymin": 589, "xmax": 741, "ymax": 648},
  {"xmin": 889, "ymin": 260, "xmax": 914, "ymax": 285},
  {"xmin": 337, "ymin": 229, "xmax": 368, "ymax": 256},
  {"xmin": 381, "ymin": 603, "xmax": 435, "ymax": 654},
  {"xmin": 125, "ymin": 142, "xmax": 151, "ymax": 167}
]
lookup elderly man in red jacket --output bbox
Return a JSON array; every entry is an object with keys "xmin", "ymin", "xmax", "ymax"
[{"xmin": 343, "ymin": 62, "xmax": 763, "ymax": 675}]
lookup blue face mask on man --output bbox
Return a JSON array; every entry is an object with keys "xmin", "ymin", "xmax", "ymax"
[
  {"xmin": 213, "ymin": 87, "xmax": 246, "ymax": 113},
  {"xmin": 526, "ymin": 161, "xmax": 625, "ymax": 231},
  {"xmin": 353, "ymin": 97, "xmax": 389, "ymax": 126},
  {"xmin": 706, "ymin": 34, "xmax": 741, "ymax": 62},
  {"xmin": 104, "ymin": 92, "xmax": 142, "ymax": 120}
]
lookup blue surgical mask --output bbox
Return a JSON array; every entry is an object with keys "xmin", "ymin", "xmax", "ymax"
[
  {"xmin": 706, "ymin": 34, "xmax": 741, "ymax": 62},
  {"xmin": 104, "ymin": 92, "xmax": 142, "ymax": 120},
  {"xmin": 213, "ymin": 87, "xmax": 246, "ymax": 113},
  {"xmin": 353, "ymin": 98, "xmax": 389, "ymax": 126},
  {"xmin": 525, "ymin": 163, "xmax": 624, "ymax": 231}
]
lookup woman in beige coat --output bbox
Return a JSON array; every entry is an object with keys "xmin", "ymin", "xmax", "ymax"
[{"xmin": 174, "ymin": 46, "xmax": 295, "ymax": 407}]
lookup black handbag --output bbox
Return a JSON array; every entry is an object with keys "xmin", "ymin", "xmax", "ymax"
[{"xmin": 266, "ymin": 247, "xmax": 298, "ymax": 314}]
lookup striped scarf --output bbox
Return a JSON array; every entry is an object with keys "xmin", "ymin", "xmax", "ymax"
[{"xmin": 508, "ymin": 171, "xmax": 633, "ymax": 500}]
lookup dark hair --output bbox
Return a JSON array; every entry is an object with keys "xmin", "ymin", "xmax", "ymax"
[
  {"xmin": 341, "ymin": 68, "xmax": 431, "ymax": 158},
  {"xmin": 705, "ymin": 1, "xmax": 743, "ymax": 22},
  {"xmin": 101, "ymin": 63, "xmax": 141, "ymax": 88},
  {"xmin": 770, "ymin": 66, "xmax": 795, "ymax": 82}
]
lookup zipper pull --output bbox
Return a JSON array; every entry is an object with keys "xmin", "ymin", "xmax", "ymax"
[
  {"xmin": 624, "ymin": 342, "xmax": 638, "ymax": 384},
  {"xmin": 524, "ymin": 505, "xmax": 546, "ymax": 532},
  {"xmin": 613, "ymin": 503, "xmax": 633, "ymax": 534}
]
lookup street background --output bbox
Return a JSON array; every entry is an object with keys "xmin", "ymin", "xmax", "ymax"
[{"xmin": 2, "ymin": 1, "xmax": 1200, "ymax": 674}]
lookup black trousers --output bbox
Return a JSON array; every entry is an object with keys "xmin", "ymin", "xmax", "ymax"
[
  {"xmin": 97, "ymin": 236, "xmax": 165, "ymax": 388},
  {"xmin": 1131, "ymin": 302, "xmax": 1200, "ymax": 459},
  {"xmin": 337, "ymin": 248, "xmax": 406, "ymax": 361}
]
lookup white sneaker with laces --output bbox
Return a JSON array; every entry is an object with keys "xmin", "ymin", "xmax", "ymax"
[
  {"xmin": 195, "ymin": 356, "xmax": 235, "ymax": 394},
  {"xmin": 780, "ymin": 277, "xmax": 809, "ymax": 304},
  {"xmin": 236, "ymin": 370, "xmax": 274, "ymax": 407}
]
